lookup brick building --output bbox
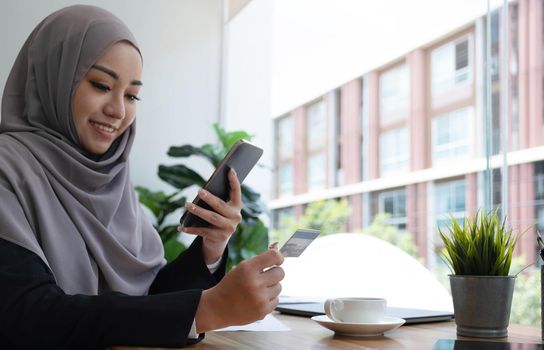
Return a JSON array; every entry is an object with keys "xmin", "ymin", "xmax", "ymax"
[{"xmin": 270, "ymin": 0, "xmax": 544, "ymax": 266}]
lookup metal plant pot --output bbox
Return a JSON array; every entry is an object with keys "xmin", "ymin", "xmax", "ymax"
[{"xmin": 449, "ymin": 275, "xmax": 516, "ymax": 338}]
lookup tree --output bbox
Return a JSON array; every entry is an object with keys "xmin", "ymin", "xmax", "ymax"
[
  {"xmin": 271, "ymin": 199, "xmax": 351, "ymax": 245},
  {"xmin": 362, "ymin": 213, "xmax": 418, "ymax": 258}
]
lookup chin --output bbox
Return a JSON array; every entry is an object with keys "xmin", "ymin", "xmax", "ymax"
[{"xmin": 84, "ymin": 143, "xmax": 111, "ymax": 156}]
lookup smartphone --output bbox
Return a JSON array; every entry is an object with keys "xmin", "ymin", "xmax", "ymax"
[
  {"xmin": 179, "ymin": 139, "xmax": 263, "ymax": 228},
  {"xmin": 434, "ymin": 339, "xmax": 542, "ymax": 350}
]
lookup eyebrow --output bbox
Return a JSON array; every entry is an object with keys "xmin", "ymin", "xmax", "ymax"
[{"xmin": 91, "ymin": 64, "xmax": 143, "ymax": 86}]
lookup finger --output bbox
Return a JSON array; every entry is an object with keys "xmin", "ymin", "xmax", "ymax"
[
  {"xmin": 196, "ymin": 189, "xmax": 238, "ymax": 218},
  {"xmin": 180, "ymin": 226, "xmax": 212, "ymax": 237},
  {"xmin": 249, "ymin": 249, "xmax": 284, "ymax": 271},
  {"xmin": 261, "ymin": 266, "xmax": 285, "ymax": 285},
  {"xmin": 265, "ymin": 283, "xmax": 282, "ymax": 301},
  {"xmin": 228, "ymin": 168, "xmax": 242, "ymax": 207},
  {"xmin": 267, "ymin": 296, "xmax": 280, "ymax": 312},
  {"xmin": 181, "ymin": 227, "xmax": 235, "ymax": 247},
  {"xmin": 185, "ymin": 202, "xmax": 231, "ymax": 229}
]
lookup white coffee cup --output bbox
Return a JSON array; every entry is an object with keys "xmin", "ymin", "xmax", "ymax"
[{"xmin": 324, "ymin": 297, "xmax": 386, "ymax": 323}]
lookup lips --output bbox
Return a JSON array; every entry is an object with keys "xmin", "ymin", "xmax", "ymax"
[{"xmin": 89, "ymin": 120, "xmax": 117, "ymax": 134}]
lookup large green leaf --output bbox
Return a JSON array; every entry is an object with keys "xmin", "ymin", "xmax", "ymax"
[
  {"xmin": 212, "ymin": 123, "xmax": 253, "ymax": 150},
  {"xmin": 158, "ymin": 164, "xmax": 206, "ymax": 190},
  {"xmin": 135, "ymin": 187, "xmax": 185, "ymax": 225},
  {"xmin": 227, "ymin": 218, "xmax": 268, "ymax": 270},
  {"xmin": 137, "ymin": 124, "xmax": 270, "ymax": 270},
  {"xmin": 162, "ymin": 231, "xmax": 187, "ymax": 263},
  {"xmin": 168, "ymin": 145, "xmax": 208, "ymax": 158}
]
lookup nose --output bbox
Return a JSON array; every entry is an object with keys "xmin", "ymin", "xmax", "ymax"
[{"xmin": 103, "ymin": 94, "xmax": 126, "ymax": 120}]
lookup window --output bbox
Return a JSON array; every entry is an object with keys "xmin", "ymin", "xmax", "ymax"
[
  {"xmin": 432, "ymin": 107, "xmax": 471, "ymax": 163},
  {"xmin": 274, "ymin": 207, "xmax": 295, "ymax": 231},
  {"xmin": 378, "ymin": 189, "xmax": 407, "ymax": 230},
  {"xmin": 535, "ymin": 162, "xmax": 544, "ymax": 236},
  {"xmin": 276, "ymin": 115, "xmax": 294, "ymax": 196},
  {"xmin": 271, "ymin": 207, "xmax": 296, "ymax": 244},
  {"xmin": 431, "ymin": 35, "xmax": 472, "ymax": 96},
  {"xmin": 379, "ymin": 63, "xmax": 409, "ymax": 121},
  {"xmin": 435, "ymin": 179, "xmax": 466, "ymax": 232},
  {"xmin": 334, "ymin": 89, "xmax": 343, "ymax": 185},
  {"xmin": 380, "ymin": 127, "xmax": 409, "ymax": 176},
  {"xmin": 307, "ymin": 100, "xmax": 327, "ymax": 190}
]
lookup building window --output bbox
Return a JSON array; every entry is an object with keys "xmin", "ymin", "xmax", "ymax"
[
  {"xmin": 276, "ymin": 115, "xmax": 294, "ymax": 196},
  {"xmin": 307, "ymin": 100, "xmax": 327, "ymax": 190},
  {"xmin": 435, "ymin": 179, "xmax": 466, "ymax": 232},
  {"xmin": 432, "ymin": 107, "xmax": 471, "ymax": 164},
  {"xmin": 379, "ymin": 63, "xmax": 409, "ymax": 122},
  {"xmin": 431, "ymin": 35, "xmax": 472, "ymax": 96},
  {"xmin": 271, "ymin": 207, "xmax": 296, "ymax": 244},
  {"xmin": 334, "ymin": 89, "xmax": 343, "ymax": 186},
  {"xmin": 380, "ymin": 127, "xmax": 409, "ymax": 176},
  {"xmin": 274, "ymin": 207, "xmax": 295, "ymax": 231},
  {"xmin": 379, "ymin": 188, "xmax": 407, "ymax": 231},
  {"xmin": 535, "ymin": 162, "xmax": 544, "ymax": 235}
]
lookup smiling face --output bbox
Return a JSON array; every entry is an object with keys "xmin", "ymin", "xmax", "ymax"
[{"xmin": 72, "ymin": 41, "xmax": 143, "ymax": 155}]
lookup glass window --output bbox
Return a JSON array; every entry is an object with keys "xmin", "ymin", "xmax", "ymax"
[
  {"xmin": 435, "ymin": 179, "xmax": 466, "ymax": 231},
  {"xmin": 380, "ymin": 127, "xmax": 409, "ymax": 176},
  {"xmin": 379, "ymin": 63, "xmax": 409, "ymax": 121},
  {"xmin": 535, "ymin": 162, "xmax": 544, "ymax": 235},
  {"xmin": 274, "ymin": 207, "xmax": 295, "ymax": 231},
  {"xmin": 308, "ymin": 153, "xmax": 326, "ymax": 190},
  {"xmin": 307, "ymin": 100, "xmax": 327, "ymax": 190},
  {"xmin": 379, "ymin": 189, "xmax": 407, "ymax": 230},
  {"xmin": 431, "ymin": 35, "xmax": 472, "ymax": 96},
  {"xmin": 279, "ymin": 163, "xmax": 293, "ymax": 196},
  {"xmin": 307, "ymin": 101, "xmax": 327, "ymax": 151},
  {"xmin": 276, "ymin": 115, "xmax": 294, "ymax": 197},
  {"xmin": 278, "ymin": 116, "xmax": 293, "ymax": 160},
  {"xmin": 432, "ymin": 107, "xmax": 471, "ymax": 163}
]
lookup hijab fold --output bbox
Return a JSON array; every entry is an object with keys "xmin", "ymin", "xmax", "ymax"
[{"xmin": 0, "ymin": 5, "xmax": 165, "ymax": 295}]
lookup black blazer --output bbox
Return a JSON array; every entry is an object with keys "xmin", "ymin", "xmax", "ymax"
[{"xmin": 0, "ymin": 236, "xmax": 227, "ymax": 350}]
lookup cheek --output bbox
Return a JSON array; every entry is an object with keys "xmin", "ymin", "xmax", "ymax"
[{"xmin": 122, "ymin": 106, "xmax": 137, "ymax": 129}]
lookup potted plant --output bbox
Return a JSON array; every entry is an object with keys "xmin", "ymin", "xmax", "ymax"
[
  {"xmin": 136, "ymin": 123, "xmax": 269, "ymax": 269},
  {"xmin": 439, "ymin": 209, "xmax": 521, "ymax": 338}
]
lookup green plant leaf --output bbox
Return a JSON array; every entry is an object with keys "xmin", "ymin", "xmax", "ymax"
[
  {"xmin": 158, "ymin": 164, "xmax": 206, "ymax": 190},
  {"xmin": 438, "ymin": 209, "xmax": 520, "ymax": 276},
  {"xmin": 162, "ymin": 232, "xmax": 187, "ymax": 263},
  {"xmin": 213, "ymin": 122, "xmax": 253, "ymax": 150},
  {"xmin": 137, "ymin": 123, "xmax": 268, "ymax": 269},
  {"xmin": 167, "ymin": 145, "xmax": 205, "ymax": 158}
]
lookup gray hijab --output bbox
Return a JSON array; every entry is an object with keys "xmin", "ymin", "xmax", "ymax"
[{"xmin": 0, "ymin": 5, "xmax": 165, "ymax": 295}]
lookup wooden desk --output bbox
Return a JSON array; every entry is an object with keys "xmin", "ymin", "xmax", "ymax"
[{"xmin": 117, "ymin": 312, "xmax": 543, "ymax": 350}]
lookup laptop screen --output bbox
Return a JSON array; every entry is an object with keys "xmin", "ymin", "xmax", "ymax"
[{"xmin": 275, "ymin": 302, "xmax": 454, "ymax": 324}]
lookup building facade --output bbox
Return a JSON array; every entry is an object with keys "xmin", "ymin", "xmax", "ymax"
[{"xmin": 270, "ymin": 0, "xmax": 544, "ymax": 266}]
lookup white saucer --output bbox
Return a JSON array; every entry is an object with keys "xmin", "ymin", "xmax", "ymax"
[{"xmin": 311, "ymin": 315, "xmax": 405, "ymax": 337}]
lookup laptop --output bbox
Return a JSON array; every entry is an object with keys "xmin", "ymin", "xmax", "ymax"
[{"xmin": 275, "ymin": 302, "xmax": 454, "ymax": 324}]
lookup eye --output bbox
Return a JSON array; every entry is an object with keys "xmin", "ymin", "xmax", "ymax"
[
  {"xmin": 90, "ymin": 81, "xmax": 111, "ymax": 92},
  {"xmin": 126, "ymin": 94, "xmax": 140, "ymax": 102}
]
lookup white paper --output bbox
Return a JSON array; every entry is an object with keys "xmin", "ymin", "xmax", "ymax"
[{"xmin": 214, "ymin": 314, "xmax": 290, "ymax": 332}]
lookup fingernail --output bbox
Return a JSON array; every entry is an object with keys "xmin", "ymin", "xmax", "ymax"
[
  {"xmin": 198, "ymin": 188, "xmax": 207, "ymax": 197},
  {"xmin": 230, "ymin": 168, "xmax": 237, "ymax": 176},
  {"xmin": 185, "ymin": 203, "xmax": 195, "ymax": 210},
  {"xmin": 269, "ymin": 242, "xmax": 278, "ymax": 250},
  {"xmin": 177, "ymin": 226, "xmax": 183, "ymax": 232}
]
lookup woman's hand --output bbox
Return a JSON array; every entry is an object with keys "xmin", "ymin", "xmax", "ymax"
[
  {"xmin": 180, "ymin": 168, "xmax": 243, "ymax": 264},
  {"xmin": 195, "ymin": 248, "xmax": 285, "ymax": 333}
]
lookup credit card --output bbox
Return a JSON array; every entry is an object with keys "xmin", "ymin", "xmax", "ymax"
[{"xmin": 279, "ymin": 229, "xmax": 320, "ymax": 257}]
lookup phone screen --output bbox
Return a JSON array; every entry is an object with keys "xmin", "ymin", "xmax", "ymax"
[
  {"xmin": 179, "ymin": 140, "xmax": 263, "ymax": 228},
  {"xmin": 434, "ymin": 339, "xmax": 542, "ymax": 350}
]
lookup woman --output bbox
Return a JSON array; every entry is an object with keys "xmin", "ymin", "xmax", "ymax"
[{"xmin": 0, "ymin": 5, "xmax": 284, "ymax": 349}]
